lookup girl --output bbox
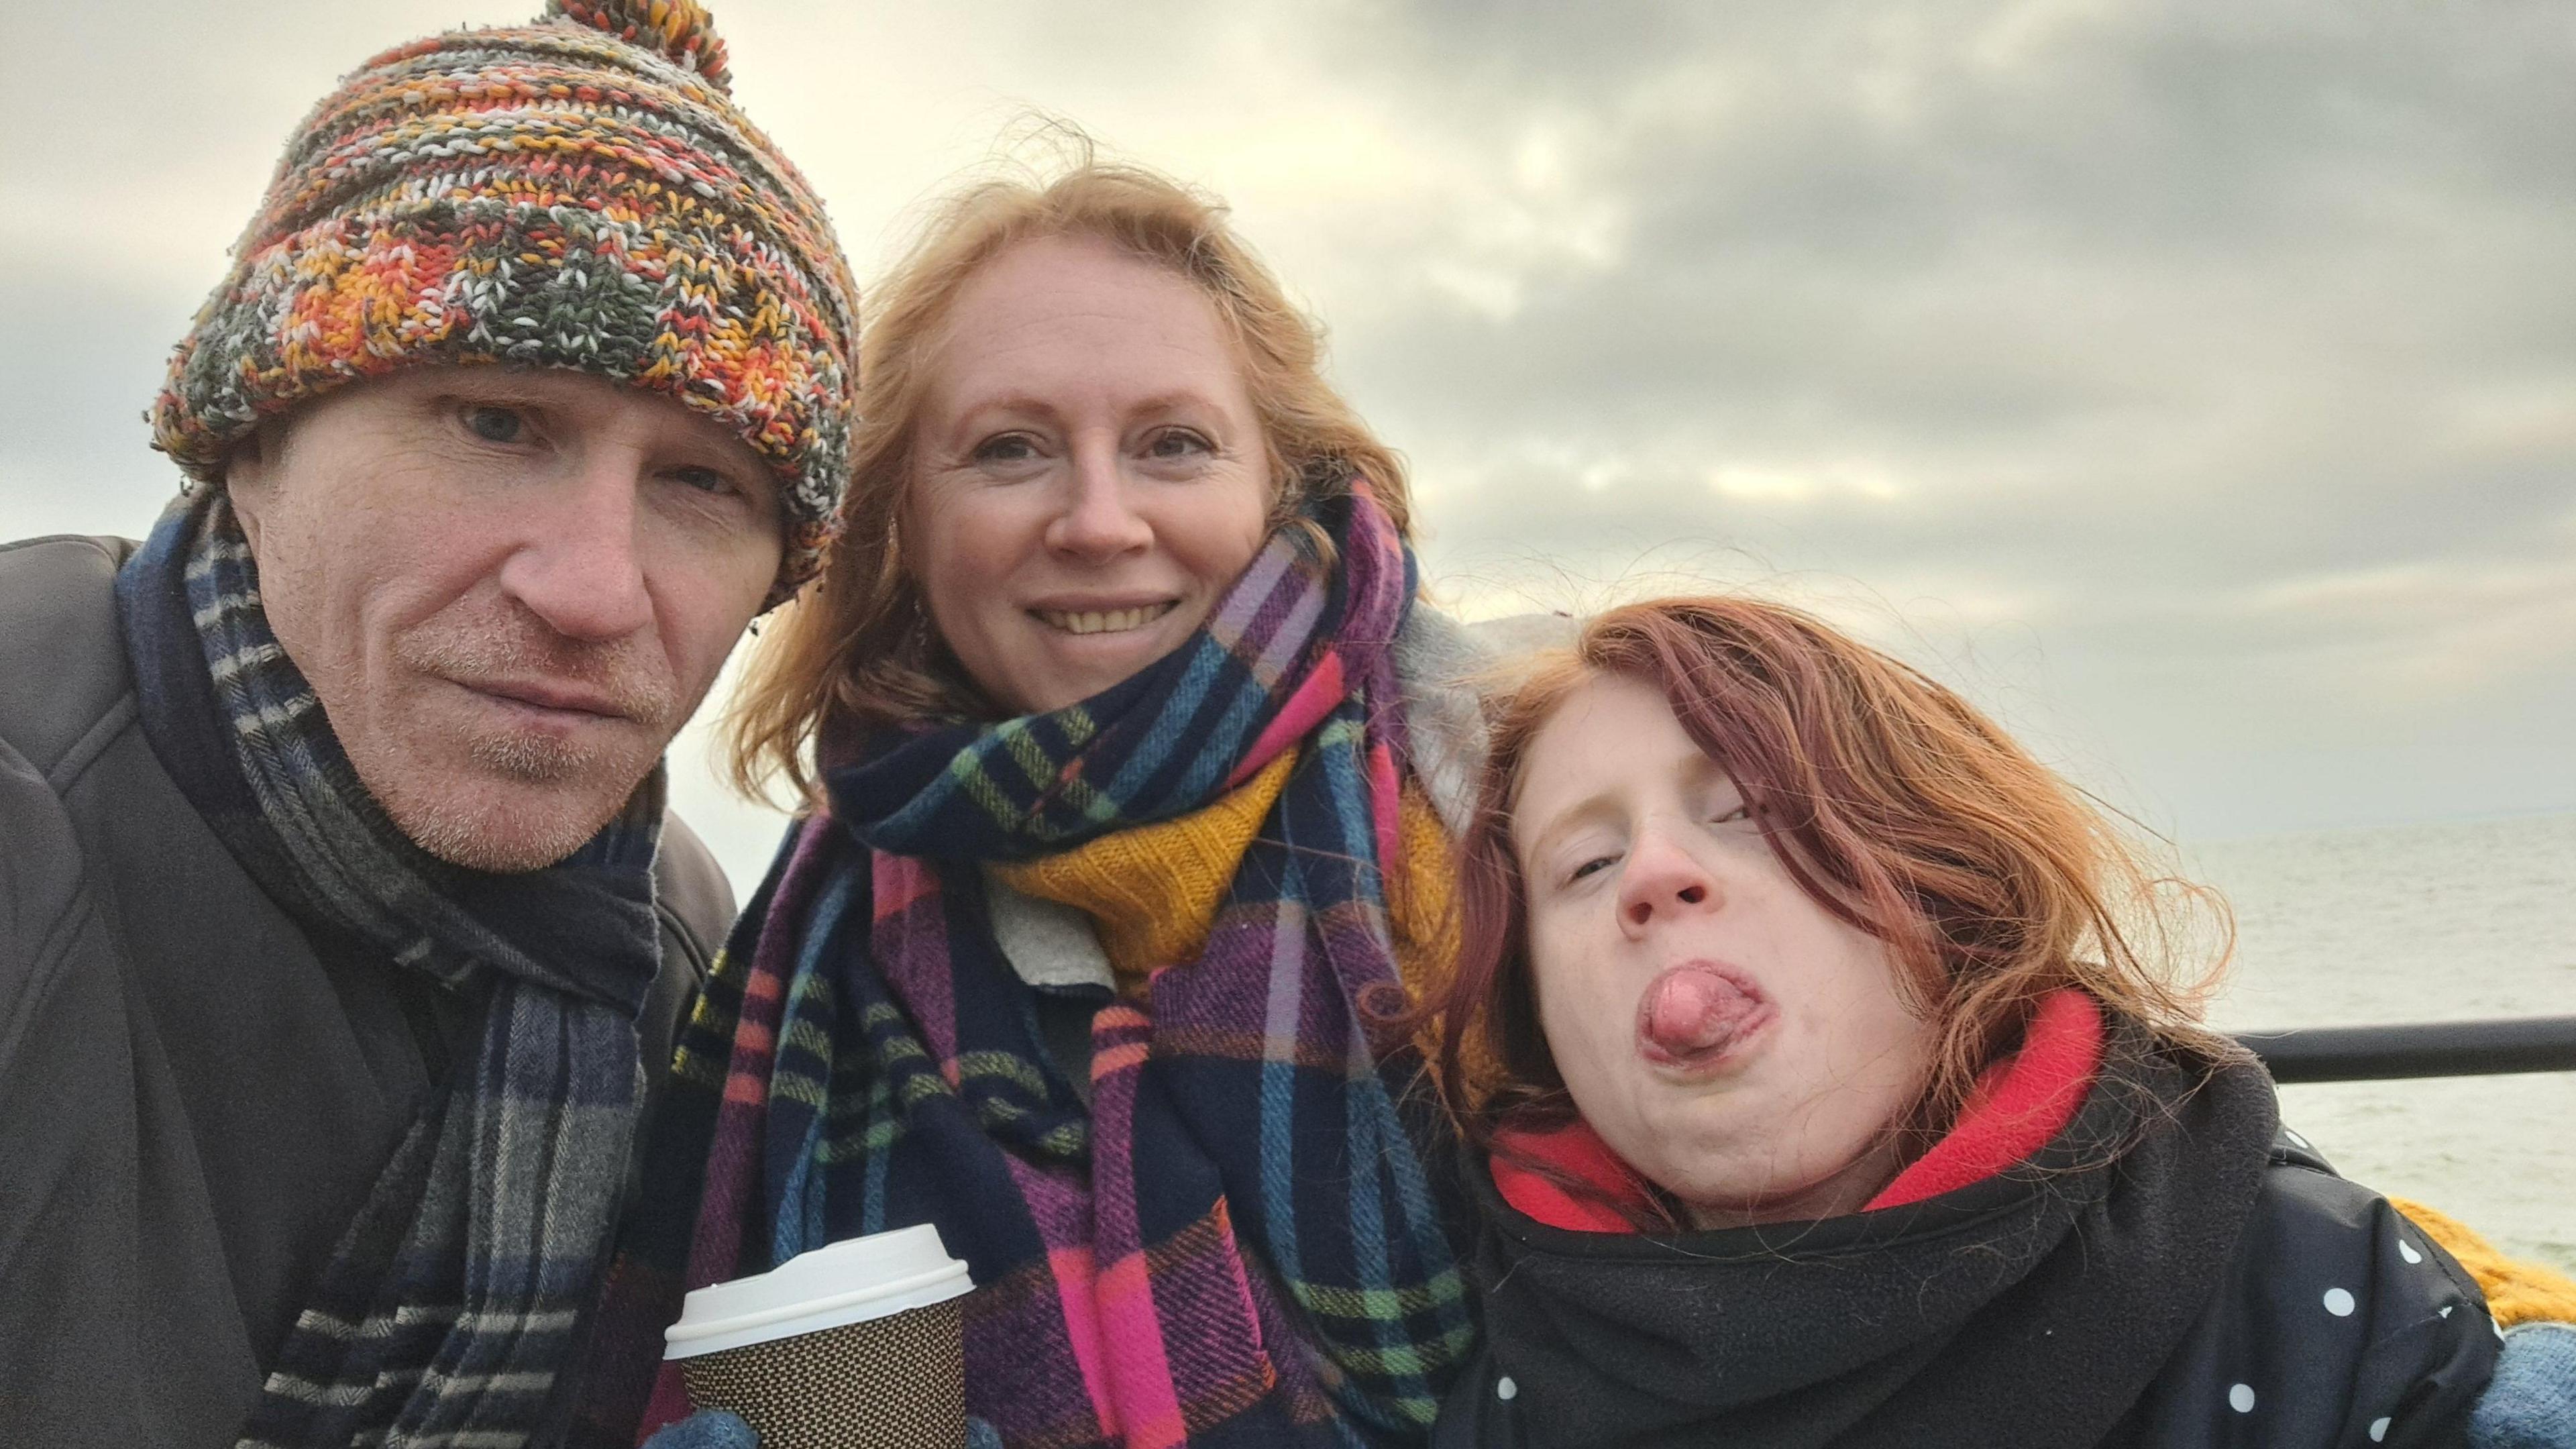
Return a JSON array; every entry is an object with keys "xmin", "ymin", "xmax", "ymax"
[{"xmin": 1424, "ymin": 596, "xmax": 2501, "ymax": 1448}]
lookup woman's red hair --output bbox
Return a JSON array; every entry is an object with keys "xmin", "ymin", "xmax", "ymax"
[{"xmin": 1428, "ymin": 596, "xmax": 2231, "ymax": 1195}]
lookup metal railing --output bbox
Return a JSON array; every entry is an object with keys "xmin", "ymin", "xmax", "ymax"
[{"xmin": 2233, "ymin": 1014, "xmax": 2576, "ymax": 1083}]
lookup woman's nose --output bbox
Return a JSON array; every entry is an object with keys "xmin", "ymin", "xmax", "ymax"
[
  {"xmin": 1042, "ymin": 443, "xmax": 1154, "ymax": 560},
  {"xmin": 1618, "ymin": 826, "xmax": 1721, "ymax": 936}
]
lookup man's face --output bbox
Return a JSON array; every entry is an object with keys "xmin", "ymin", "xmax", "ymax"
[{"xmin": 225, "ymin": 366, "xmax": 784, "ymax": 871}]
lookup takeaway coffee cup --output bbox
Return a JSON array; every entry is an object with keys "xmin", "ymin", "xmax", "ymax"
[{"xmin": 663, "ymin": 1224, "xmax": 975, "ymax": 1449}]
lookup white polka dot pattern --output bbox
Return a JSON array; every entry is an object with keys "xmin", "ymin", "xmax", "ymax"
[
  {"xmin": 2229, "ymin": 1382, "xmax": 2256, "ymax": 1413},
  {"xmin": 2323, "ymin": 1287, "xmax": 2356, "ymax": 1317}
]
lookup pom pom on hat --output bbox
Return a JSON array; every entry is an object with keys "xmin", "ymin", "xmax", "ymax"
[{"xmin": 546, "ymin": 0, "xmax": 732, "ymax": 91}]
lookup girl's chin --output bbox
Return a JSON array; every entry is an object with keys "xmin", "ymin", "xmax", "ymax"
[{"xmin": 1652, "ymin": 1136, "xmax": 1909, "ymax": 1229}]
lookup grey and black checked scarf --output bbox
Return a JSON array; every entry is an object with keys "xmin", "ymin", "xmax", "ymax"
[{"xmin": 117, "ymin": 492, "xmax": 667, "ymax": 1448}]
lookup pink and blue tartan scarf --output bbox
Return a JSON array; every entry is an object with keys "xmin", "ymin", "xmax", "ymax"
[{"xmin": 577, "ymin": 485, "xmax": 1475, "ymax": 1448}]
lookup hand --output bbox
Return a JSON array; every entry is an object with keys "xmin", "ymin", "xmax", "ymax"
[{"xmin": 641, "ymin": 1409, "xmax": 758, "ymax": 1449}]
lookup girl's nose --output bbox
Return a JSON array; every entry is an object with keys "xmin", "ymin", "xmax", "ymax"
[{"xmin": 1619, "ymin": 825, "xmax": 1721, "ymax": 936}]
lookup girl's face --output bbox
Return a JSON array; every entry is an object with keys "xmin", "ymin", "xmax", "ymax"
[{"xmin": 1511, "ymin": 672, "xmax": 1937, "ymax": 1228}]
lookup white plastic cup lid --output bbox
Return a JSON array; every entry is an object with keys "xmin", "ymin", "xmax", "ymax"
[{"xmin": 663, "ymin": 1224, "xmax": 975, "ymax": 1360}]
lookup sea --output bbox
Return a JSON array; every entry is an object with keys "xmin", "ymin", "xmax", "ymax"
[{"xmin": 2186, "ymin": 810, "xmax": 2576, "ymax": 1273}]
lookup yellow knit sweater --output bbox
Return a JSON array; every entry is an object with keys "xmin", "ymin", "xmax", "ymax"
[
  {"xmin": 2393, "ymin": 1197, "xmax": 2576, "ymax": 1328},
  {"xmin": 991, "ymin": 749, "xmax": 1460, "ymax": 1000}
]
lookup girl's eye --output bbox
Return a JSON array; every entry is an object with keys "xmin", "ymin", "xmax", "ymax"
[
  {"xmin": 1713, "ymin": 804, "xmax": 1752, "ymax": 825},
  {"xmin": 1568, "ymin": 854, "xmax": 1618, "ymax": 883},
  {"xmin": 1145, "ymin": 429, "xmax": 1212, "ymax": 460},
  {"xmin": 462, "ymin": 403, "xmax": 529, "ymax": 444}
]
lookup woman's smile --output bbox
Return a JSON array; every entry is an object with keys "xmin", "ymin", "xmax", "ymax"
[{"xmin": 1029, "ymin": 600, "xmax": 1181, "ymax": 636}]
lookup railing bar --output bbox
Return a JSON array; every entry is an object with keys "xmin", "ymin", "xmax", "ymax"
[{"xmin": 2231, "ymin": 1014, "xmax": 2576, "ymax": 1083}]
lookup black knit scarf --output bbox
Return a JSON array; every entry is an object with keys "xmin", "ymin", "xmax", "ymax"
[
  {"xmin": 1451, "ymin": 1014, "xmax": 2279, "ymax": 1449},
  {"xmin": 117, "ymin": 493, "xmax": 667, "ymax": 1448}
]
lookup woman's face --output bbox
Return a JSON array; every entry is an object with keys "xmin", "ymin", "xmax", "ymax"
[
  {"xmin": 906, "ymin": 233, "xmax": 1273, "ymax": 716},
  {"xmin": 1511, "ymin": 672, "xmax": 1936, "ymax": 1228}
]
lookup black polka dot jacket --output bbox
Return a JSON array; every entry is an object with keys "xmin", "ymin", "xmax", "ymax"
[{"xmin": 1431, "ymin": 1014, "xmax": 2500, "ymax": 1448}]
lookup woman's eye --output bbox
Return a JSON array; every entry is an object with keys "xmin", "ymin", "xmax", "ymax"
[
  {"xmin": 972, "ymin": 433, "xmax": 1040, "ymax": 464},
  {"xmin": 462, "ymin": 404, "xmax": 529, "ymax": 444},
  {"xmin": 1713, "ymin": 804, "xmax": 1752, "ymax": 824},
  {"xmin": 1568, "ymin": 854, "xmax": 1617, "ymax": 883},
  {"xmin": 1145, "ymin": 429, "xmax": 1212, "ymax": 460}
]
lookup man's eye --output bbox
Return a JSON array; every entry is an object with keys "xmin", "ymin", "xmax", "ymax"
[
  {"xmin": 672, "ymin": 465, "xmax": 737, "ymax": 496},
  {"xmin": 462, "ymin": 404, "xmax": 529, "ymax": 444}
]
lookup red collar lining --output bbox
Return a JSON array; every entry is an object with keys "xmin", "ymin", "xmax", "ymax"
[{"xmin": 1492, "ymin": 989, "xmax": 2105, "ymax": 1232}]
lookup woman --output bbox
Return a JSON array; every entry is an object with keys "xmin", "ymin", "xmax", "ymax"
[
  {"xmin": 576, "ymin": 160, "xmax": 1489, "ymax": 1448},
  {"xmin": 1421, "ymin": 596, "xmax": 2510, "ymax": 1448}
]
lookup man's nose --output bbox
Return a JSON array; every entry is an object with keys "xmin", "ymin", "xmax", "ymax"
[
  {"xmin": 1042, "ymin": 443, "xmax": 1154, "ymax": 561},
  {"xmin": 493, "ymin": 453, "xmax": 656, "ymax": 641},
  {"xmin": 1619, "ymin": 826, "xmax": 1721, "ymax": 936}
]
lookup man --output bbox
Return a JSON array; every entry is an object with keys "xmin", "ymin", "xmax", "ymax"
[{"xmin": 0, "ymin": 4, "xmax": 859, "ymax": 1446}]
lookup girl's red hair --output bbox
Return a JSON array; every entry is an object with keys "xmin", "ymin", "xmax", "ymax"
[{"xmin": 1428, "ymin": 596, "xmax": 2231, "ymax": 1191}]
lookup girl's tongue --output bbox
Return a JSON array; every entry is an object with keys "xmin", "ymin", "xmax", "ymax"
[{"xmin": 1637, "ymin": 964, "xmax": 1769, "ymax": 1064}]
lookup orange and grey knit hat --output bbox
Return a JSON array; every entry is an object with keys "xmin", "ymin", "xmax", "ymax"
[{"xmin": 150, "ymin": 0, "xmax": 859, "ymax": 605}]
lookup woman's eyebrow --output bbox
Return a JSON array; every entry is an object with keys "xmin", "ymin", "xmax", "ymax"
[
  {"xmin": 947, "ymin": 391, "xmax": 1066, "ymax": 425},
  {"xmin": 1125, "ymin": 389, "xmax": 1229, "ymax": 418}
]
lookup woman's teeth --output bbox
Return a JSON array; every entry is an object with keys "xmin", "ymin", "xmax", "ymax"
[{"xmin": 1034, "ymin": 603, "xmax": 1175, "ymax": 636}]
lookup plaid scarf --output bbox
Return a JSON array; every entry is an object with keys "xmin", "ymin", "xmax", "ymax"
[
  {"xmin": 576, "ymin": 485, "xmax": 1474, "ymax": 1448},
  {"xmin": 117, "ymin": 494, "xmax": 667, "ymax": 1448}
]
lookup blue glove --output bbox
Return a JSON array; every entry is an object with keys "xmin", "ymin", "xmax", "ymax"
[
  {"xmin": 641, "ymin": 1409, "xmax": 759, "ymax": 1449},
  {"xmin": 2469, "ymin": 1322, "xmax": 2576, "ymax": 1449}
]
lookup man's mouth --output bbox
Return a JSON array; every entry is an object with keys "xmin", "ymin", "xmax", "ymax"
[
  {"xmin": 1030, "ymin": 601, "xmax": 1180, "ymax": 636},
  {"xmin": 1635, "ymin": 962, "xmax": 1776, "ymax": 1071},
  {"xmin": 459, "ymin": 677, "xmax": 629, "ymax": 720}
]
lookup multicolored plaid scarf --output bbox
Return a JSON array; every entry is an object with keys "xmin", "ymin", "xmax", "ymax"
[
  {"xmin": 116, "ymin": 493, "xmax": 667, "ymax": 1448},
  {"xmin": 577, "ymin": 485, "xmax": 1475, "ymax": 1448}
]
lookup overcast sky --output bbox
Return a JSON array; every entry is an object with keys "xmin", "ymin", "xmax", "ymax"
[{"xmin": 6, "ymin": 0, "xmax": 2571, "ymax": 892}]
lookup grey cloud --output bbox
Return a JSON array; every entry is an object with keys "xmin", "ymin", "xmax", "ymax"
[{"xmin": 1292, "ymin": 0, "xmax": 2576, "ymax": 705}]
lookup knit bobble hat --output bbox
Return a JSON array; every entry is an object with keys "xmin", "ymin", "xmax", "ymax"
[{"xmin": 150, "ymin": 0, "xmax": 860, "ymax": 606}]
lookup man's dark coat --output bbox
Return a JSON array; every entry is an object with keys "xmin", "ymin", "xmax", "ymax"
[{"xmin": 0, "ymin": 535, "xmax": 735, "ymax": 1448}]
